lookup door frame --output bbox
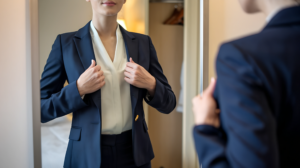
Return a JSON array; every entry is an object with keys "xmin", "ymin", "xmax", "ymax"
[
  {"xmin": 182, "ymin": 0, "xmax": 209, "ymax": 168},
  {"xmin": 29, "ymin": 0, "xmax": 41, "ymax": 167}
]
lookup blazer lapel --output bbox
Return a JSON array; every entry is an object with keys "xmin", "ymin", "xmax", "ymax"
[
  {"xmin": 74, "ymin": 22, "xmax": 96, "ymax": 70},
  {"xmin": 73, "ymin": 21, "xmax": 101, "ymax": 112},
  {"xmin": 120, "ymin": 26, "xmax": 140, "ymax": 116}
]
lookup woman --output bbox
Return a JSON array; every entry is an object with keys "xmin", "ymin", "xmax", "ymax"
[
  {"xmin": 193, "ymin": 0, "xmax": 300, "ymax": 168},
  {"xmin": 40, "ymin": 0, "xmax": 176, "ymax": 168}
]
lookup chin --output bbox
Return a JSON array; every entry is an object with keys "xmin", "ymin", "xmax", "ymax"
[
  {"xmin": 99, "ymin": 9, "xmax": 119, "ymax": 17},
  {"xmin": 238, "ymin": 0, "xmax": 261, "ymax": 14},
  {"xmin": 242, "ymin": 7, "xmax": 261, "ymax": 14}
]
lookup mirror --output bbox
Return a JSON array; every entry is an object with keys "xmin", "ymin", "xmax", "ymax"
[{"xmin": 39, "ymin": 0, "xmax": 184, "ymax": 168}]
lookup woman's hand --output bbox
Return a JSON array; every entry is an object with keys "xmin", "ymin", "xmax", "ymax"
[
  {"xmin": 193, "ymin": 78, "xmax": 220, "ymax": 128},
  {"xmin": 124, "ymin": 58, "xmax": 156, "ymax": 97},
  {"xmin": 77, "ymin": 60, "xmax": 105, "ymax": 96}
]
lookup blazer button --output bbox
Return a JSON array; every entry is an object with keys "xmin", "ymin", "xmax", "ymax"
[{"xmin": 135, "ymin": 115, "xmax": 139, "ymax": 121}]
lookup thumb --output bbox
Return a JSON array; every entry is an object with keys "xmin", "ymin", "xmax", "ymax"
[
  {"xmin": 203, "ymin": 77, "xmax": 217, "ymax": 96},
  {"xmin": 88, "ymin": 59, "xmax": 96, "ymax": 69},
  {"xmin": 130, "ymin": 57, "xmax": 135, "ymax": 63}
]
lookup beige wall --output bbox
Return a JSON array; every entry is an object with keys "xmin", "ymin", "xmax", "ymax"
[
  {"xmin": 208, "ymin": 0, "xmax": 266, "ymax": 79},
  {"xmin": 0, "ymin": 0, "xmax": 40, "ymax": 167},
  {"xmin": 39, "ymin": 0, "xmax": 92, "ymax": 75},
  {"xmin": 122, "ymin": 0, "xmax": 149, "ymax": 35}
]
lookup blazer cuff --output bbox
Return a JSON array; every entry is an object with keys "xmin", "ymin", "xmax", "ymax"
[
  {"xmin": 194, "ymin": 125, "xmax": 222, "ymax": 136},
  {"xmin": 64, "ymin": 81, "xmax": 88, "ymax": 111},
  {"xmin": 145, "ymin": 79, "xmax": 164, "ymax": 106}
]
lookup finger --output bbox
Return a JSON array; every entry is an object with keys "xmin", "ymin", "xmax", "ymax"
[
  {"xmin": 192, "ymin": 97, "xmax": 198, "ymax": 104},
  {"xmin": 193, "ymin": 94, "xmax": 201, "ymax": 101},
  {"xmin": 203, "ymin": 77, "xmax": 217, "ymax": 96},
  {"xmin": 130, "ymin": 57, "xmax": 135, "ymax": 63},
  {"xmin": 192, "ymin": 95, "xmax": 201, "ymax": 104},
  {"xmin": 98, "ymin": 75, "xmax": 105, "ymax": 83},
  {"xmin": 124, "ymin": 77, "xmax": 132, "ymax": 84},
  {"xmin": 98, "ymin": 70, "xmax": 104, "ymax": 77},
  {"xmin": 125, "ymin": 67, "xmax": 134, "ymax": 74},
  {"xmin": 193, "ymin": 95, "xmax": 200, "ymax": 101},
  {"xmin": 96, "ymin": 70, "xmax": 104, "ymax": 77},
  {"xmin": 89, "ymin": 59, "xmax": 96, "ymax": 69},
  {"xmin": 94, "ymin": 71, "xmax": 103, "ymax": 79},
  {"xmin": 93, "ymin": 65, "xmax": 101, "ymax": 72},
  {"xmin": 126, "ymin": 62, "xmax": 138, "ymax": 69},
  {"xmin": 124, "ymin": 71, "xmax": 132, "ymax": 78},
  {"xmin": 99, "ymin": 80, "xmax": 105, "ymax": 88}
]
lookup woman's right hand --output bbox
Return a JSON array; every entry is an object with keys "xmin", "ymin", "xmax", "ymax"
[
  {"xmin": 76, "ymin": 60, "xmax": 105, "ymax": 96},
  {"xmin": 192, "ymin": 78, "xmax": 220, "ymax": 128}
]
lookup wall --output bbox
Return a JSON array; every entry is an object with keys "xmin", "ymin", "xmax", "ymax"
[
  {"xmin": 0, "ymin": 0, "xmax": 40, "ymax": 167},
  {"xmin": 39, "ymin": 0, "xmax": 92, "ymax": 76},
  {"xmin": 208, "ymin": 0, "xmax": 266, "ymax": 79},
  {"xmin": 122, "ymin": 0, "xmax": 149, "ymax": 35}
]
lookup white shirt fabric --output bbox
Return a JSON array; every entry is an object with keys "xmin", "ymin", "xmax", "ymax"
[{"xmin": 89, "ymin": 21, "xmax": 132, "ymax": 135}]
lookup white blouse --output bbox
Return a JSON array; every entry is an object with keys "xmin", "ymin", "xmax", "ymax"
[{"xmin": 89, "ymin": 21, "xmax": 132, "ymax": 135}]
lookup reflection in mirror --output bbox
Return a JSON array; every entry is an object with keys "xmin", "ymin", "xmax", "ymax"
[{"xmin": 39, "ymin": 0, "xmax": 183, "ymax": 168}]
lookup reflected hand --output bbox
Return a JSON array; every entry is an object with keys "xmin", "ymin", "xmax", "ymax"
[
  {"xmin": 192, "ymin": 78, "xmax": 220, "ymax": 128},
  {"xmin": 124, "ymin": 58, "xmax": 156, "ymax": 97},
  {"xmin": 77, "ymin": 60, "xmax": 105, "ymax": 96}
]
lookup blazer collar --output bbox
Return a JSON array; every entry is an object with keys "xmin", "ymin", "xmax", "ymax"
[
  {"xmin": 74, "ymin": 21, "xmax": 138, "ymax": 65},
  {"xmin": 73, "ymin": 21, "xmax": 140, "ymax": 117},
  {"xmin": 119, "ymin": 25, "xmax": 135, "ymax": 40},
  {"xmin": 74, "ymin": 21, "xmax": 135, "ymax": 40},
  {"xmin": 264, "ymin": 6, "xmax": 300, "ymax": 30}
]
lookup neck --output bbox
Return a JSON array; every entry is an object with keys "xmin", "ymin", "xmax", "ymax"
[
  {"xmin": 92, "ymin": 14, "xmax": 118, "ymax": 37},
  {"xmin": 262, "ymin": 0, "xmax": 299, "ymax": 17}
]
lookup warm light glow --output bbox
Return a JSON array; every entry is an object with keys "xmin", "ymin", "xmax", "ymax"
[{"xmin": 117, "ymin": 19, "xmax": 127, "ymax": 30}]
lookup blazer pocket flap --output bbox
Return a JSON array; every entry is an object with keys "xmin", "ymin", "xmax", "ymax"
[
  {"xmin": 143, "ymin": 119, "xmax": 148, "ymax": 132},
  {"xmin": 69, "ymin": 127, "xmax": 82, "ymax": 141}
]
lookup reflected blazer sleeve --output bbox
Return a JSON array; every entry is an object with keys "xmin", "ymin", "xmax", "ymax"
[
  {"xmin": 40, "ymin": 35, "xmax": 88, "ymax": 123},
  {"xmin": 193, "ymin": 43, "xmax": 279, "ymax": 168},
  {"xmin": 144, "ymin": 36, "xmax": 176, "ymax": 114}
]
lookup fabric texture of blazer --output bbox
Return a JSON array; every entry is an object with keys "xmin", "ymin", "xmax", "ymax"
[
  {"xmin": 193, "ymin": 6, "xmax": 300, "ymax": 168},
  {"xmin": 40, "ymin": 21, "xmax": 176, "ymax": 168}
]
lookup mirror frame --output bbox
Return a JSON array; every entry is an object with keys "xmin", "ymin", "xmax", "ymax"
[
  {"xmin": 29, "ymin": 0, "xmax": 209, "ymax": 167},
  {"xmin": 182, "ymin": 0, "xmax": 209, "ymax": 168},
  {"xmin": 30, "ymin": 0, "xmax": 42, "ymax": 167}
]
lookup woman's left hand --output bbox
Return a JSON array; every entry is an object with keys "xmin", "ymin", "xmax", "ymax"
[
  {"xmin": 124, "ymin": 58, "xmax": 156, "ymax": 97},
  {"xmin": 193, "ymin": 78, "xmax": 221, "ymax": 128}
]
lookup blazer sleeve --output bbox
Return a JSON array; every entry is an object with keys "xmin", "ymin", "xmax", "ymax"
[
  {"xmin": 144, "ymin": 36, "xmax": 176, "ymax": 114},
  {"xmin": 40, "ymin": 35, "xmax": 88, "ymax": 123},
  {"xmin": 193, "ymin": 43, "xmax": 279, "ymax": 168}
]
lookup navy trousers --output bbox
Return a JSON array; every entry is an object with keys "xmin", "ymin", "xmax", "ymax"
[{"xmin": 101, "ymin": 130, "xmax": 151, "ymax": 168}]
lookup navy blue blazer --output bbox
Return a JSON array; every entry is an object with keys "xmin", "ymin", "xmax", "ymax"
[
  {"xmin": 193, "ymin": 6, "xmax": 300, "ymax": 168},
  {"xmin": 40, "ymin": 22, "xmax": 176, "ymax": 168}
]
